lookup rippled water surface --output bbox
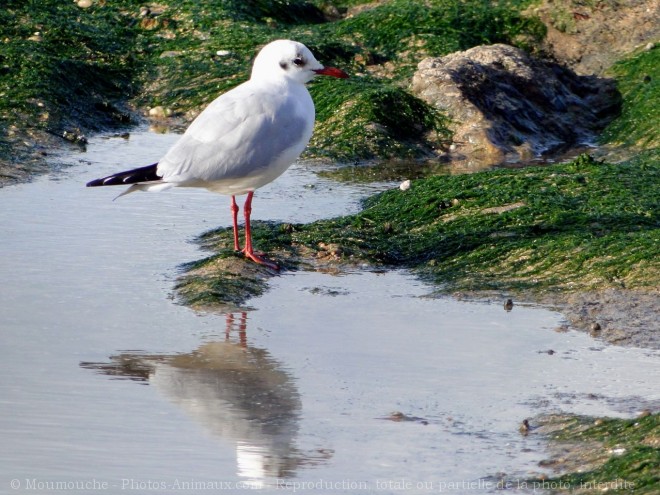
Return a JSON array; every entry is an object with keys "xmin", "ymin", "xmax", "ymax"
[{"xmin": 1, "ymin": 131, "xmax": 658, "ymax": 494}]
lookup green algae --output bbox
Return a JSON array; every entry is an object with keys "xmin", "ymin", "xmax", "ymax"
[
  {"xmin": 174, "ymin": 256, "xmax": 269, "ymax": 309},
  {"xmin": 308, "ymin": 76, "xmax": 452, "ymax": 160},
  {"xmin": 304, "ymin": 153, "xmax": 660, "ymax": 293},
  {"xmin": 174, "ymin": 250, "xmax": 274, "ymax": 309},
  {"xmin": 535, "ymin": 414, "xmax": 659, "ymax": 494},
  {"xmin": 0, "ymin": 1, "xmax": 140, "ymax": 149},
  {"xmin": 330, "ymin": 0, "xmax": 545, "ymax": 78},
  {"xmin": 601, "ymin": 45, "xmax": 660, "ymax": 149},
  {"xmin": 1, "ymin": 0, "xmax": 548, "ymax": 172},
  {"xmin": 199, "ymin": 152, "xmax": 659, "ymax": 297},
  {"xmin": 174, "ymin": 220, "xmax": 302, "ymax": 309}
]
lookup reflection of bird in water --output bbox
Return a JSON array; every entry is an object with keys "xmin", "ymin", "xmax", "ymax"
[{"xmin": 81, "ymin": 312, "xmax": 331, "ymax": 483}]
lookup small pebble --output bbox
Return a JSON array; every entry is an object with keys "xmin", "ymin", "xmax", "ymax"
[
  {"xmin": 216, "ymin": 50, "xmax": 232, "ymax": 57},
  {"xmin": 148, "ymin": 106, "xmax": 170, "ymax": 118},
  {"xmin": 504, "ymin": 298, "xmax": 514, "ymax": 311},
  {"xmin": 140, "ymin": 18, "xmax": 158, "ymax": 30},
  {"xmin": 149, "ymin": 123, "xmax": 170, "ymax": 134},
  {"xmin": 159, "ymin": 51, "xmax": 182, "ymax": 59},
  {"xmin": 590, "ymin": 322, "xmax": 601, "ymax": 336},
  {"xmin": 519, "ymin": 419, "xmax": 530, "ymax": 435},
  {"xmin": 644, "ymin": 42, "xmax": 655, "ymax": 51},
  {"xmin": 62, "ymin": 130, "xmax": 87, "ymax": 144},
  {"xmin": 77, "ymin": 0, "xmax": 93, "ymax": 8},
  {"xmin": 399, "ymin": 179, "xmax": 411, "ymax": 191},
  {"xmin": 638, "ymin": 409, "xmax": 651, "ymax": 418}
]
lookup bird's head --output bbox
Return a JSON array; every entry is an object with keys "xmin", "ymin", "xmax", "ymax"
[{"xmin": 251, "ymin": 39, "xmax": 348, "ymax": 84}]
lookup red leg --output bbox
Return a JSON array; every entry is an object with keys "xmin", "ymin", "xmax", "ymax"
[
  {"xmin": 241, "ymin": 191, "xmax": 279, "ymax": 270},
  {"xmin": 230, "ymin": 195, "xmax": 240, "ymax": 251},
  {"xmin": 225, "ymin": 312, "xmax": 248, "ymax": 347}
]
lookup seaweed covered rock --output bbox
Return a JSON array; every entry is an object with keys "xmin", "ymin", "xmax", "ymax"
[{"xmin": 411, "ymin": 44, "xmax": 621, "ymax": 167}]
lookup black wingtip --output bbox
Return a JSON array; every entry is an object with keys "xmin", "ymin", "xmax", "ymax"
[
  {"xmin": 86, "ymin": 177, "xmax": 105, "ymax": 187},
  {"xmin": 86, "ymin": 163, "xmax": 160, "ymax": 187}
]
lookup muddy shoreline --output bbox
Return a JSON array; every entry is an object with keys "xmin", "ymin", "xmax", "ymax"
[
  {"xmin": 454, "ymin": 288, "xmax": 660, "ymax": 350},
  {"xmin": 175, "ymin": 236, "xmax": 660, "ymax": 351},
  {"xmin": 544, "ymin": 289, "xmax": 659, "ymax": 350}
]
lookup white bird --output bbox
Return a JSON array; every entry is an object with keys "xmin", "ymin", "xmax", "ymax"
[{"xmin": 87, "ymin": 39, "xmax": 348, "ymax": 269}]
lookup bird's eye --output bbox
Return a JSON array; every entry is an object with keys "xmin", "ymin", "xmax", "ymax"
[{"xmin": 293, "ymin": 57, "xmax": 304, "ymax": 66}]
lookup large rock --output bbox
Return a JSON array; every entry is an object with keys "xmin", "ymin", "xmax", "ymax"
[{"xmin": 411, "ymin": 44, "xmax": 620, "ymax": 167}]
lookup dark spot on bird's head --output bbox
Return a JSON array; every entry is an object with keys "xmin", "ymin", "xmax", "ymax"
[{"xmin": 281, "ymin": 54, "xmax": 307, "ymax": 72}]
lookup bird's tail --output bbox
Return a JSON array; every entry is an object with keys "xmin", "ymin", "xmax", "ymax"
[{"xmin": 86, "ymin": 163, "xmax": 161, "ymax": 187}]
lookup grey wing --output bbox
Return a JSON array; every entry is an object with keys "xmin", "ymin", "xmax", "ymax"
[{"xmin": 157, "ymin": 85, "xmax": 311, "ymax": 184}]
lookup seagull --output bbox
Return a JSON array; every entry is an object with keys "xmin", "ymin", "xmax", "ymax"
[{"xmin": 87, "ymin": 39, "xmax": 348, "ymax": 270}]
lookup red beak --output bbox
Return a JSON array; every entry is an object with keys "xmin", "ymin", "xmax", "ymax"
[{"xmin": 314, "ymin": 67, "xmax": 349, "ymax": 79}]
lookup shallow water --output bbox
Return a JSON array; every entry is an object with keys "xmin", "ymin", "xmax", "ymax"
[{"xmin": 1, "ymin": 131, "xmax": 658, "ymax": 494}]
